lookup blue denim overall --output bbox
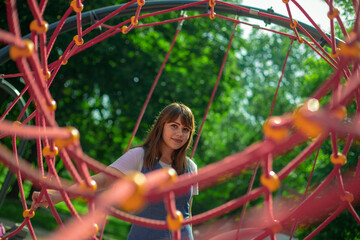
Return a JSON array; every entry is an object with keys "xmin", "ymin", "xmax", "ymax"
[{"xmin": 127, "ymin": 161, "xmax": 193, "ymax": 240}]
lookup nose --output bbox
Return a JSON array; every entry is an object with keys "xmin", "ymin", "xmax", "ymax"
[{"xmin": 175, "ymin": 128, "xmax": 186, "ymax": 136}]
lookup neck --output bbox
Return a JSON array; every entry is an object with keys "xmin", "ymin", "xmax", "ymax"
[
  {"xmin": 159, "ymin": 156, "xmax": 172, "ymax": 165},
  {"xmin": 159, "ymin": 141, "xmax": 173, "ymax": 164}
]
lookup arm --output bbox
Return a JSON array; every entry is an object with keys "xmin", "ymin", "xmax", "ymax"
[
  {"xmin": 189, "ymin": 196, "xmax": 193, "ymax": 229},
  {"xmin": 32, "ymin": 167, "xmax": 125, "ymax": 208},
  {"xmin": 32, "ymin": 147, "xmax": 143, "ymax": 208}
]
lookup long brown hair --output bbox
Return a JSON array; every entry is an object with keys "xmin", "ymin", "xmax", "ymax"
[{"xmin": 141, "ymin": 103, "xmax": 195, "ymax": 175}]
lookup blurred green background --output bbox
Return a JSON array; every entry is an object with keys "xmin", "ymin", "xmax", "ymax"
[{"xmin": 0, "ymin": 0, "xmax": 359, "ymax": 239}]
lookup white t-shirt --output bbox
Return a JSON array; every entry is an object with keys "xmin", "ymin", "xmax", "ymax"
[{"xmin": 110, "ymin": 147, "xmax": 198, "ymax": 195}]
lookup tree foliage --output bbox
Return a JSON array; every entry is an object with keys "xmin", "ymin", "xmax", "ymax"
[{"xmin": 0, "ymin": 0, "xmax": 359, "ymax": 239}]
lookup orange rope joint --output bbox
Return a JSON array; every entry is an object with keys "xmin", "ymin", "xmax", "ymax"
[
  {"xmin": 260, "ymin": 171, "xmax": 280, "ymax": 192},
  {"xmin": 209, "ymin": 0, "xmax": 216, "ymax": 20},
  {"xmin": 282, "ymin": 0, "xmax": 289, "ymax": 3},
  {"xmin": 131, "ymin": 16, "xmax": 139, "ymax": 26},
  {"xmin": 29, "ymin": 20, "xmax": 49, "ymax": 34},
  {"xmin": 167, "ymin": 210, "xmax": 184, "ymax": 231},
  {"xmin": 121, "ymin": 172, "xmax": 147, "ymax": 212},
  {"xmin": 47, "ymin": 99, "xmax": 57, "ymax": 112},
  {"xmin": 297, "ymin": 37, "xmax": 304, "ymax": 44},
  {"xmin": 331, "ymin": 105, "xmax": 347, "ymax": 120},
  {"xmin": 270, "ymin": 220, "xmax": 282, "ymax": 234},
  {"xmin": 42, "ymin": 146, "xmax": 59, "ymax": 158},
  {"xmin": 217, "ymin": 173, "xmax": 234, "ymax": 183},
  {"xmin": 13, "ymin": 121, "xmax": 22, "ymax": 126},
  {"xmin": 331, "ymin": 48, "xmax": 341, "ymax": 58},
  {"xmin": 209, "ymin": 11, "xmax": 216, "ymax": 20},
  {"xmin": 54, "ymin": 126, "xmax": 80, "ymax": 149},
  {"xmin": 339, "ymin": 42, "xmax": 360, "ymax": 58},
  {"xmin": 290, "ymin": 20, "xmax": 298, "ymax": 29},
  {"xmin": 23, "ymin": 209, "xmax": 35, "ymax": 218},
  {"xmin": 293, "ymin": 98, "xmax": 324, "ymax": 138},
  {"xmin": 137, "ymin": 0, "xmax": 145, "ymax": 6},
  {"xmin": 262, "ymin": 116, "xmax": 291, "ymax": 143},
  {"xmin": 91, "ymin": 224, "xmax": 99, "ymax": 236},
  {"xmin": 9, "ymin": 39, "xmax": 34, "ymax": 61},
  {"xmin": 330, "ymin": 153, "xmax": 347, "ymax": 166},
  {"xmin": 340, "ymin": 191, "xmax": 354, "ymax": 203},
  {"xmin": 59, "ymin": 56, "xmax": 68, "ymax": 65},
  {"xmin": 70, "ymin": 0, "xmax": 84, "ymax": 13},
  {"xmin": 159, "ymin": 168, "xmax": 177, "ymax": 189},
  {"xmin": 77, "ymin": 179, "xmax": 98, "ymax": 192},
  {"xmin": 43, "ymin": 69, "xmax": 51, "ymax": 80},
  {"xmin": 327, "ymin": 8, "xmax": 339, "ymax": 19},
  {"xmin": 73, "ymin": 35, "xmax": 84, "ymax": 46},
  {"xmin": 122, "ymin": 26, "xmax": 129, "ymax": 34}
]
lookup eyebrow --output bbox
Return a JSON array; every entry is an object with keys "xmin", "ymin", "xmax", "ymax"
[{"xmin": 169, "ymin": 121, "xmax": 189, "ymax": 128}]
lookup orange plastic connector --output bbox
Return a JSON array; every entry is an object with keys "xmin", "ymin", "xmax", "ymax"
[
  {"xmin": 340, "ymin": 191, "xmax": 354, "ymax": 202},
  {"xmin": 297, "ymin": 37, "xmax": 304, "ymax": 44},
  {"xmin": 78, "ymin": 179, "xmax": 97, "ymax": 192},
  {"xmin": 131, "ymin": 16, "xmax": 138, "ymax": 26},
  {"xmin": 42, "ymin": 146, "xmax": 59, "ymax": 158},
  {"xmin": 332, "ymin": 106, "xmax": 347, "ymax": 120},
  {"xmin": 13, "ymin": 121, "xmax": 22, "ymax": 126},
  {"xmin": 270, "ymin": 220, "xmax": 282, "ymax": 234},
  {"xmin": 263, "ymin": 116, "xmax": 290, "ymax": 142},
  {"xmin": 282, "ymin": 0, "xmax": 289, "ymax": 3},
  {"xmin": 330, "ymin": 153, "xmax": 347, "ymax": 166},
  {"xmin": 169, "ymin": 168, "xmax": 178, "ymax": 182},
  {"xmin": 9, "ymin": 39, "xmax": 34, "ymax": 61},
  {"xmin": 293, "ymin": 98, "xmax": 324, "ymax": 138},
  {"xmin": 166, "ymin": 168, "xmax": 177, "ymax": 182},
  {"xmin": 70, "ymin": 0, "xmax": 84, "ymax": 12},
  {"xmin": 339, "ymin": 42, "xmax": 360, "ymax": 58},
  {"xmin": 331, "ymin": 48, "xmax": 340, "ymax": 58},
  {"xmin": 260, "ymin": 171, "xmax": 280, "ymax": 192},
  {"xmin": 121, "ymin": 172, "xmax": 147, "ymax": 212},
  {"xmin": 209, "ymin": 12, "xmax": 216, "ymax": 20},
  {"xmin": 91, "ymin": 223, "xmax": 99, "ymax": 236},
  {"xmin": 209, "ymin": 0, "xmax": 216, "ymax": 7},
  {"xmin": 160, "ymin": 168, "xmax": 178, "ymax": 189},
  {"xmin": 121, "ymin": 26, "xmax": 128, "ymax": 34},
  {"xmin": 167, "ymin": 210, "xmax": 184, "ymax": 231},
  {"xmin": 44, "ymin": 69, "xmax": 51, "ymax": 80},
  {"xmin": 137, "ymin": 0, "xmax": 145, "ymax": 6},
  {"xmin": 59, "ymin": 56, "xmax": 68, "ymax": 65},
  {"xmin": 47, "ymin": 99, "xmax": 57, "ymax": 112},
  {"xmin": 218, "ymin": 173, "xmax": 233, "ymax": 183},
  {"xmin": 290, "ymin": 20, "xmax": 298, "ymax": 29},
  {"xmin": 30, "ymin": 20, "xmax": 49, "ymax": 34},
  {"xmin": 54, "ymin": 126, "xmax": 80, "ymax": 149},
  {"xmin": 23, "ymin": 209, "xmax": 35, "ymax": 218},
  {"xmin": 327, "ymin": 8, "xmax": 339, "ymax": 19},
  {"xmin": 73, "ymin": 35, "xmax": 84, "ymax": 46}
]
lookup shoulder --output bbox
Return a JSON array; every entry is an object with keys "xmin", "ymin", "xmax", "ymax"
[
  {"xmin": 187, "ymin": 157, "xmax": 197, "ymax": 173},
  {"xmin": 109, "ymin": 147, "xmax": 145, "ymax": 173},
  {"xmin": 111, "ymin": 147, "xmax": 145, "ymax": 165},
  {"xmin": 127, "ymin": 147, "xmax": 145, "ymax": 157}
]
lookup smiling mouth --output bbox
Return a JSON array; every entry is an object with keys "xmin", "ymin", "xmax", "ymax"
[{"xmin": 172, "ymin": 138, "xmax": 182, "ymax": 143}]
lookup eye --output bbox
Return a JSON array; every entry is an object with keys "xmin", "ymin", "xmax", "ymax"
[
  {"xmin": 170, "ymin": 124, "xmax": 178, "ymax": 129},
  {"xmin": 183, "ymin": 128, "xmax": 190, "ymax": 133}
]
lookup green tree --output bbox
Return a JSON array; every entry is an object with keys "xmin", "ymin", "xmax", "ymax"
[{"xmin": 1, "ymin": 0, "xmax": 359, "ymax": 239}]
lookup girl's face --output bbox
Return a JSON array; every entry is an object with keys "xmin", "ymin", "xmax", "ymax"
[{"xmin": 161, "ymin": 116, "xmax": 191, "ymax": 152}]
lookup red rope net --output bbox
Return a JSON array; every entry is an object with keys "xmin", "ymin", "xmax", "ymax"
[{"xmin": 0, "ymin": 0, "xmax": 359, "ymax": 239}]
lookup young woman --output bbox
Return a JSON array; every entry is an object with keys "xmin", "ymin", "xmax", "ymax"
[{"xmin": 32, "ymin": 102, "xmax": 198, "ymax": 240}]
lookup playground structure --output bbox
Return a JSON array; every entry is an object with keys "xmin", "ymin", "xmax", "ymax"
[{"xmin": 0, "ymin": 0, "xmax": 360, "ymax": 239}]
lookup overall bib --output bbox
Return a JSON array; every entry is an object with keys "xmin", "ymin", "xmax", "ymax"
[{"xmin": 127, "ymin": 161, "xmax": 193, "ymax": 240}]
